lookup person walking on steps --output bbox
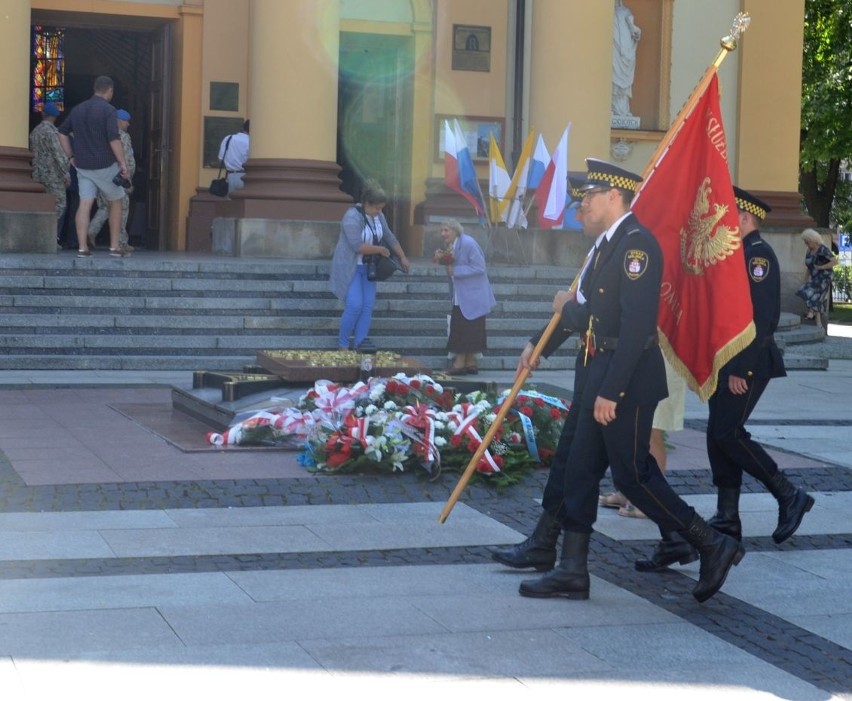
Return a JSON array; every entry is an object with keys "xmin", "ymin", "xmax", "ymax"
[{"xmin": 492, "ymin": 159, "xmax": 744, "ymax": 603}]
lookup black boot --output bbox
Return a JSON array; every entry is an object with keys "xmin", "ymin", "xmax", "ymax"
[
  {"xmin": 680, "ymin": 513, "xmax": 745, "ymax": 603},
  {"xmin": 707, "ymin": 487, "xmax": 742, "ymax": 541},
  {"xmin": 765, "ymin": 471, "xmax": 815, "ymax": 544},
  {"xmin": 634, "ymin": 531, "xmax": 699, "ymax": 572},
  {"xmin": 491, "ymin": 510, "xmax": 561, "ymax": 571},
  {"xmin": 518, "ymin": 531, "xmax": 590, "ymax": 600}
]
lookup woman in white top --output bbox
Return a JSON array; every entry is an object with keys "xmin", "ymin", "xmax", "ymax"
[{"xmin": 329, "ymin": 180, "xmax": 410, "ymax": 351}]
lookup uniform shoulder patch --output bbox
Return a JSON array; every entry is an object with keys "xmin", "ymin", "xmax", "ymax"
[
  {"xmin": 624, "ymin": 249, "xmax": 649, "ymax": 280},
  {"xmin": 749, "ymin": 256, "xmax": 770, "ymax": 282}
]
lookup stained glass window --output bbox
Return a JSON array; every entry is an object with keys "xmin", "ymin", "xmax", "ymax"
[{"xmin": 31, "ymin": 25, "xmax": 65, "ymax": 113}]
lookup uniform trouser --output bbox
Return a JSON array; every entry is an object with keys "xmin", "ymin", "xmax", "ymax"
[
  {"xmin": 540, "ymin": 389, "xmax": 581, "ymax": 522},
  {"xmin": 88, "ymin": 191, "xmax": 130, "ymax": 245},
  {"xmin": 546, "ymin": 400, "xmax": 695, "ymax": 535},
  {"xmin": 43, "ymin": 181, "xmax": 67, "ymax": 238},
  {"xmin": 706, "ymin": 376, "xmax": 778, "ymax": 489}
]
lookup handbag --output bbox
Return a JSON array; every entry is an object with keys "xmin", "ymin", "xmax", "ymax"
[
  {"xmin": 363, "ymin": 209, "xmax": 403, "ymax": 281},
  {"xmin": 366, "ymin": 252, "xmax": 403, "ymax": 281},
  {"xmin": 209, "ymin": 135, "xmax": 233, "ymax": 197}
]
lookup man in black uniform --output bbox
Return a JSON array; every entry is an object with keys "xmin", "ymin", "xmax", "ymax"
[
  {"xmin": 495, "ymin": 159, "xmax": 744, "ymax": 603},
  {"xmin": 704, "ymin": 188, "xmax": 813, "ymax": 543},
  {"xmin": 491, "ymin": 174, "xmax": 598, "ymax": 575}
]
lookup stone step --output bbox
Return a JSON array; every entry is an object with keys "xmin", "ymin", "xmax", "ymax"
[{"xmin": 0, "ymin": 255, "xmax": 829, "ymax": 372}]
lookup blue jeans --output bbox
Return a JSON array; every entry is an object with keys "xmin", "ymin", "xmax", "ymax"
[{"xmin": 338, "ymin": 264, "xmax": 377, "ymax": 349}]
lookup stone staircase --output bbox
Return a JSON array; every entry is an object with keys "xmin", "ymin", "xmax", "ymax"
[{"xmin": 0, "ymin": 253, "xmax": 828, "ymax": 372}]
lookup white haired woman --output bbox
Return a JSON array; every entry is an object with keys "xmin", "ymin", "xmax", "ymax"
[
  {"xmin": 795, "ymin": 228, "xmax": 837, "ymax": 328},
  {"xmin": 438, "ymin": 219, "xmax": 496, "ymax": 374}
]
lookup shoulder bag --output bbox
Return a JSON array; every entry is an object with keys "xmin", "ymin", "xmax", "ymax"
[{"xmin": 363, "ymin": 211, "xmax": 403, "ymax": 281}]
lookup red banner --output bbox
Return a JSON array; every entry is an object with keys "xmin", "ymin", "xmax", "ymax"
[{"xmin": 631, "ymin": 73, "xmax": 755, "ymax": 400}]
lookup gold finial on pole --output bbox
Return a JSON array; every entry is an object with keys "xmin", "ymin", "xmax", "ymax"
[
  {"xmin": 721, "ymin": 12, "xmax": 752, "ymax": 51},
  {"xmin": 715, "ymin": 12, "xmax": 751, "ymax": 66}
]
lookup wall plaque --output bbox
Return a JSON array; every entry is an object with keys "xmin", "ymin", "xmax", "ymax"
[
  {"xmin": 210, "ymin": 82, "xmax": 239, "ymax": 112},
  {"xmin": 452, "ymin": 24, "xmax": 491, "ymax": 72}
]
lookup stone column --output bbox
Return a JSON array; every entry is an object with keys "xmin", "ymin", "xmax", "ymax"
[
  {"xmin": 0, "ymin": 0, "xmax": 56, "ymax": 252},
  {"xmin": 231, "ymin": 0, "xmax": 351, "ymax": 220},
  {"xmin": 529, "ymin": 0, "xmax": 611, "ymax": 167},
  {"xmin": 735, "ymin": 0, "xmax": 811, "ymax": 226}
]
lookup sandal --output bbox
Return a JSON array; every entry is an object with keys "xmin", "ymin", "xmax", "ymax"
[
  {"xmin": 618, "ymin": 503, "xmax": 648, "ymax": 519},
  {"xmin": 599, "ymin": 491, "xmax": 627, "ymax": 509},
  {"xmin": 804, "ymin": 311, "xmax": 816, "ymax": 320}
]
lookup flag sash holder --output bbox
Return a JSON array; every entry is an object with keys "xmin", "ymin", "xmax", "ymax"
[{"xmin": 438, "ymin": 12, "xmax": 752, "ymax": 524}]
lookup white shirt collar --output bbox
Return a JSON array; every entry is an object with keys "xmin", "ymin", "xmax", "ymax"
[{"xmin": 599, "ymin": 211, "xmax": 632, "ymax": 245}]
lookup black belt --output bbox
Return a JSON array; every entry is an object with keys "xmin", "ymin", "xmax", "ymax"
[{"xmin": 583, "ymin": 332, "xmax": 659, "ymax": 352}]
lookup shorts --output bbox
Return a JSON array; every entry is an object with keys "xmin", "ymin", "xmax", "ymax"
[
  {"xmin": 653, "ymin": 355, "xmax": 686, "ymax": 432},
  {"xmin": 76, "ymin": 164, "xmax": 125, "ymax": 202}
]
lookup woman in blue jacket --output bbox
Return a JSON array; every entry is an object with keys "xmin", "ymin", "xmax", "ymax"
[{"xmin": 438, "ymin": 219, "xmax": 496, "ymax": 374}]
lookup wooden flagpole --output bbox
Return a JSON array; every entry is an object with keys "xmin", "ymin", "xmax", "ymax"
[{"xmin": 437, "ymin": 12, "xmax": 752, "ymax": 524}]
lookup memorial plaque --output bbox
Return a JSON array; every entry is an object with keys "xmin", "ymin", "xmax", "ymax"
[
  {"xmin": 452, "ymin": 24, "xmax": 491, "ymax": 72},
  {"xmin": 256, "ymin": 350, "xmax": 428, "ymax": 383},
  {"xmin": 210, "ymin": 82, "xmax": 239, "ymax": 112}
]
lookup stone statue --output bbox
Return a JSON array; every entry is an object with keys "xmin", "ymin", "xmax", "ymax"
[{"xmin": 612, "ymin": 0, "xmax": 641, "ymax": 118}]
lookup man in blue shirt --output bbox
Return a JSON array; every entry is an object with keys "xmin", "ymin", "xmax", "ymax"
[{"xmin": 58, "ymin": 75, "xmax": 130, "ymax": 257}]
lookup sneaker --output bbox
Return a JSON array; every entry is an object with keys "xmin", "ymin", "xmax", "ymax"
[
  {"xmin": 356, "ymin": 338, "xmax": 377, "ymax": 352},
  {"xmin": 76, "ymin": 250, "xmax": 92, "ymax": 258},
  {"xmin": 109, "ymin": 248, "xmax": 126, "ymax": 257},
  {"xmin": 120, "ymin": 243, "xmax": 135, "ymax": 253}
]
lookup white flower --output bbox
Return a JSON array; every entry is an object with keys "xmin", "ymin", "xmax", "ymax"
[
  {"xmin": 365, "ymin": 405, "xmax": 377, "ymax": 416},
  {"xmin": 434, "ymin": 436, "xmax": 447, "ymax": 448},
  {"xmin": 433, "ymin": 420, "xmax": 446, "ymax": 431},
  {"xmin": 383, "ymin": 401, "xmax": 398, "ymax": 411}
]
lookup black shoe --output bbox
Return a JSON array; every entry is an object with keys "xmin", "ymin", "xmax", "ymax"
[
  {"xmin": 518, "ymin": 532, "xmax": 590, "ymax": 600},
  {"xmin": 356, "ymin": 338, "xmax": 377, "ymax": 353},
  {"xmin": 766, "ymin": 472, "xmax": 814, "ymax": 543},
  {"xmin": 680, "ymin": 514, "xmax": 745, "ymax": 603},
  {"xmin": 706, "ymin": 486, "xmax": 743, "ymax": 541},
  {"xmin": 634, "ymin": 532, "xmax": 699, "ymax": 572},
  {"xmin": 491, "ymin": 511, "xmax": 561, "ymax": 571}
]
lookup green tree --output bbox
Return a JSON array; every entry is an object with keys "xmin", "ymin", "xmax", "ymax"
[{"xmin": 800, "ymin": 0, "xmax": 852, "ymax": 227}]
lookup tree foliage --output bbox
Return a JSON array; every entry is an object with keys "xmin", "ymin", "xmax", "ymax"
[{"xmin": 800, "ymin": 0, "xmax": 852, "ymax": 228}]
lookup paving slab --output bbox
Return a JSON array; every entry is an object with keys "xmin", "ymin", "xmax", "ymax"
[
  {"xmin": 0, "ymin": 572, "xmax": 253, "ymax": 613},
  {"xmin": 0, "ymin": 608, "xmax": 182, "ymax": 657}
]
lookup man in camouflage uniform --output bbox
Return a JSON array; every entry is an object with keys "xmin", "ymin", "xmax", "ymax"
[
  {"xmin": 87, "ymin": 108, "xmax": 136, "ymax": 251},
  {"xmin": 29, "ymin": 102, "xmax": 70, "ymax": 245}
]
